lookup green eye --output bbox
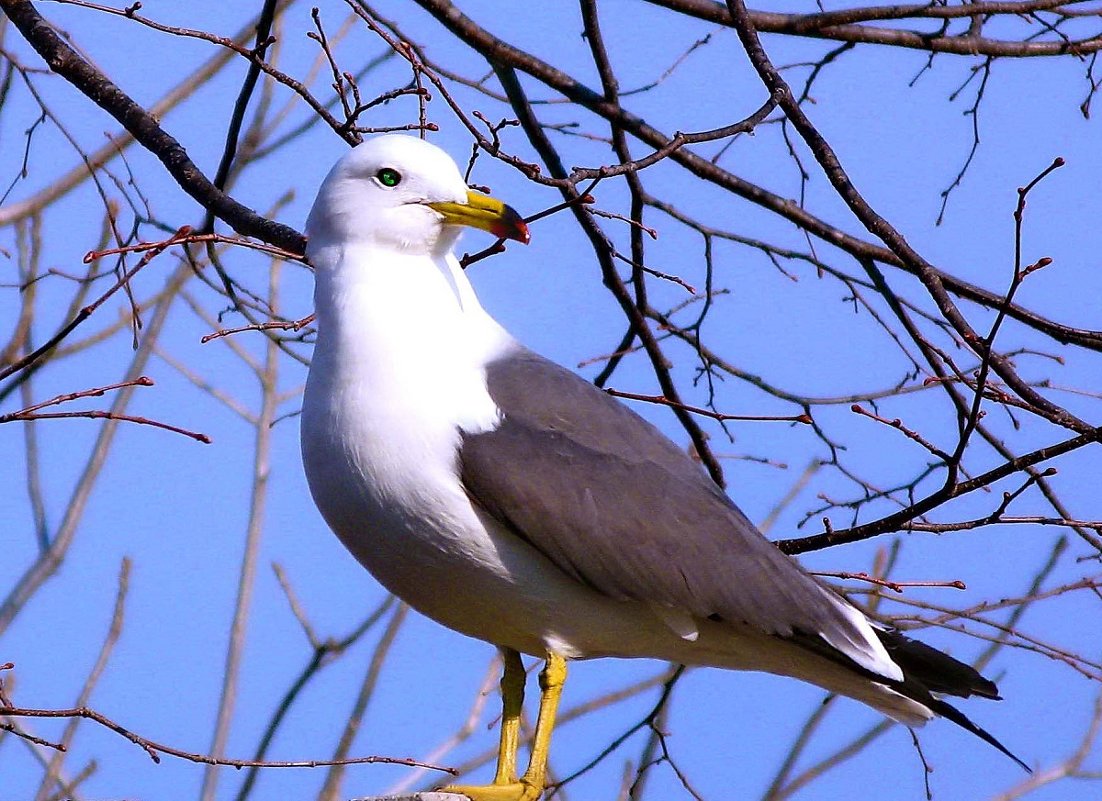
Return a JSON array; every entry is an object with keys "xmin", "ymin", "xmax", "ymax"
[{"xmin": 375, "ymin": 168, "xmax": 402, "ymax": 188}]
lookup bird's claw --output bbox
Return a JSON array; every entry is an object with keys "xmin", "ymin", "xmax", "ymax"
[{"xmin": 440, "ymin": 779, "xmax": 545, "ymax": 801}]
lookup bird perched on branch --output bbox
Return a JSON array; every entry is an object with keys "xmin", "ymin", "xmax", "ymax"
[{"xmin": 300, "ymin": 134, "xmax": 1025, "ymax": 801}]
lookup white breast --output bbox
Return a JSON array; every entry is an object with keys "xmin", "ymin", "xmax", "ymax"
[{"xmin": 301, "ymin": 245, "xmax": 540, "ymax": 641}]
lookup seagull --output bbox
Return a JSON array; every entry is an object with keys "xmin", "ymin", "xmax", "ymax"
[{"xmin": 300, "ymin": 134, "xmax": 1025, "ymax": 800}]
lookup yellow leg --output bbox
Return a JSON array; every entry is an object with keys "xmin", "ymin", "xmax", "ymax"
[
  {"xmin": 493, "ymin": 648, "xmax": 525, "ymax": 784},
  {"xmin": 442, "ymin": 651, "xmax": 568, "ymax": 801},
  {"xmin": 517, "ymin": 652, "xmax": 566, "ymax": 793}
]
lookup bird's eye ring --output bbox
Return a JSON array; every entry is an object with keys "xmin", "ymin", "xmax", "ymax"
[{"xmin": 375, "ymin": 167, "xmax": 402, "ymax": 188}]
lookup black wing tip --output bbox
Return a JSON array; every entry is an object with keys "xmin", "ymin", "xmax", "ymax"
[
  {"xmin": 876, "ymin": 627, "xmax": 1002, "ymax": 700},
  {"xmin": 871, "ymin": 629, "xmax": 1027, "ymax": 770},
  {"xmin": 971, "ymin": 677, "xmax": 1003, "ymax": 701},
  {"xmin": 925, "ymin": 695, "xmax": 1032, "ymax": 773}
]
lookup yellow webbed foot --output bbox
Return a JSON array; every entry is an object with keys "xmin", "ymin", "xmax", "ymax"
[
  {"xmin": 442, "ymin": 651, "xmax": 565, "ymax": 801},
  {"xmin": 440, "ymin": 779, "xmax": 545, "ymax": 801}
]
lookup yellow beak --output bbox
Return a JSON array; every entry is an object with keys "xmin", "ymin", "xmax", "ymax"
[{"xmin": 428, "ymin": 190, "xmax": 530, "ymax": 244}]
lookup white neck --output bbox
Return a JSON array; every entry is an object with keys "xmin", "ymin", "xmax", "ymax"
[{"xmin": 306, "ymin": 242, "xmax": 513, "ymax": 438}]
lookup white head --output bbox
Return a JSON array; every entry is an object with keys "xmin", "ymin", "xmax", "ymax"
[{"xmin": 305, "ymin": 135, "xmax": 528, "ymax": 260}]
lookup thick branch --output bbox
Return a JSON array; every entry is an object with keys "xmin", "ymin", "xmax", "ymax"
[
  {"xmin": 648, "ymin": 0, "xmax": 1102, "ymax": 57},
  {"xmin": 0, "ymin": 0, "xmax": 306, "ymax": 254},
  {"xmin": 778, "ymin": 426, "xmax": 1102, "ymax": 553}
]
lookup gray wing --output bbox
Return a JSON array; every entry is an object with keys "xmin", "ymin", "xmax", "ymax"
[{"xmin": 459, "ymin": 347, "xmax": 860, "ymax": 644}]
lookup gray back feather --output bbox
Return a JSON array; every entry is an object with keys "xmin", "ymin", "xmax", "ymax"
[{"xmin": 458, "ymin": 347, "xmax": 864, "ymax": 644}]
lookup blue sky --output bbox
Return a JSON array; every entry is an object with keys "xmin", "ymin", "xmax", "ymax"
[{"xmin": 1, "ymin": 2, "xmax": 1100, "ymax": 800}]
